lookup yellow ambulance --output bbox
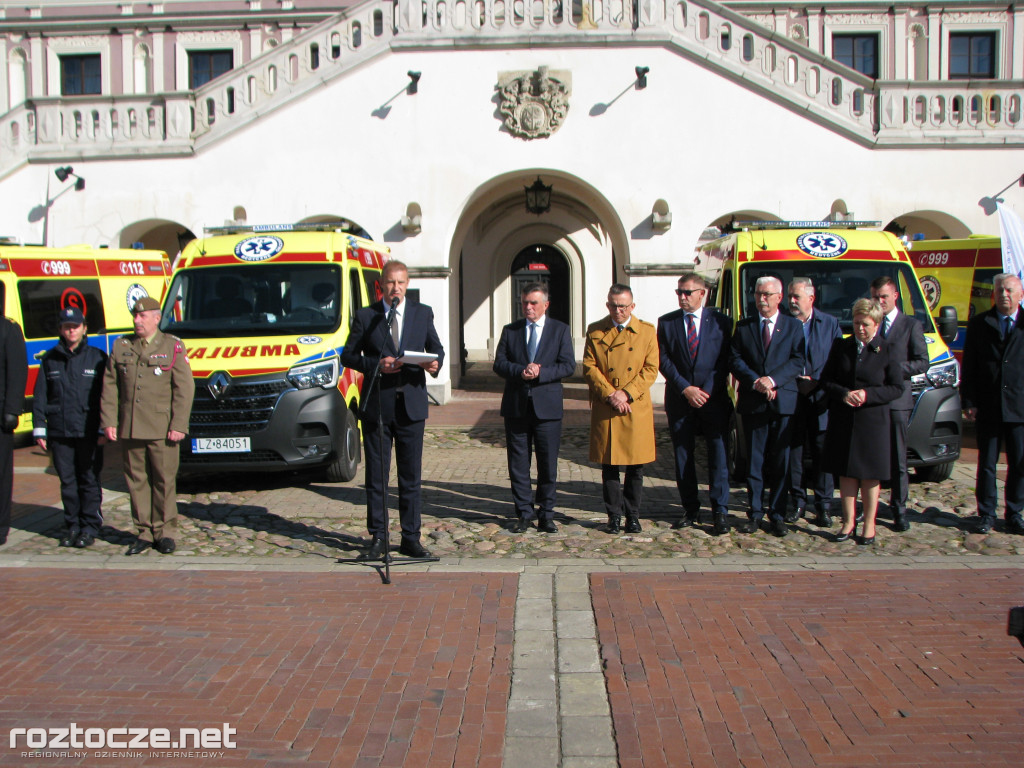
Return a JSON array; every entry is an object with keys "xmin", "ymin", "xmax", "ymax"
[
  {"xmin": 0, "ymin": 239, "xmax": 170, "ymax": 434},
  {"xmin": 696, "ymin": 221, "xmax": 961, "ymax": 482},
  {"xmin": 909, "ymin": 234, "xmax": 1001, "ymax": 359},
  {"xmin": 160, "ymin": 224, "xmax": 387, "ymax": 481}
]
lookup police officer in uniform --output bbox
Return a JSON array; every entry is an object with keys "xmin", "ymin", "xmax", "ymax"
[
  {"xmin": 100, "ymin": 297, "xmax": 194, "ymax": 555},
  {"xmin": 33, "ymin": 307, "xmax": 108, "ymax": 547},
  {"xmin": 1, "ymin": 312, "xmax": 27, "ymax": 546}
]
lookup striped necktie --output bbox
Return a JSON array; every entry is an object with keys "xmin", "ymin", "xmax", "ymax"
[{"xmin": 686, "ymin": 314, "xmax": 698, "ymax": 360}]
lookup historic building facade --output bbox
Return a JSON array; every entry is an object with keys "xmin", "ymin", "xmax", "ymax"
[{"xmin": 0, "ymin": 0, "xmax": 1021, "ymax": 399}]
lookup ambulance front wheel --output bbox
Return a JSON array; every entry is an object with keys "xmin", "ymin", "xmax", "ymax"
[
  {"xmin": 915, "ymin": 461, "xmax": 953, "ymax": 483},
  {"xmin": 326, "ymin": 407, "xmax": 361, "ymax": 483}
]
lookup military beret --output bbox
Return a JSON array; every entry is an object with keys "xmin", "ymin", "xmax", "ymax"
[{"xmin": 131, "ymin": 297, "xmax": 161, "ymax": 314}]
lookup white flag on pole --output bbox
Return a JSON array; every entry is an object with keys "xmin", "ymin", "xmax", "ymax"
[{"xmin": 997, "ymin": 202, "xmax": 1024, "ymax": 280}]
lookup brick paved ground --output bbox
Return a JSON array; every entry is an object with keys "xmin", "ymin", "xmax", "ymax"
[
  {"xmin": 0, "ymin": 570, "xmax": 514, "ymax": 768},
  {"xmin": 592, "ymin": 569, "xmax": 1024, "ymax": 768}
]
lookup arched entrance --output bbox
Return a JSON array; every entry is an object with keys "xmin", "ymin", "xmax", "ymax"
[
  {"xmin": 447, "ymin": 170, "xmax": 630, "ymax": 387},
  {"xmin": 509, "ymin": 244, "xmax": 570, "ymax": 326}
]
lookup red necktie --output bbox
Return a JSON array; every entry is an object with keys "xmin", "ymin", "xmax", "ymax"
[
  {"xmin": 686, "ymin": 314, "xmax": 698, "ymax": 360},
  {"xmin": 762, "ymin": 318, "xmax": 772, "ymax": 350}
]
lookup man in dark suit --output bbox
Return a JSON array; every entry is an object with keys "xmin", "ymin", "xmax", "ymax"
[
  {"xmin": 730, "ymin": 276, "xmax": 805, "ymax": 537},
  {"xmin": 493, "ymin": 283, "xmax": 576, "ymax": 533},
  {"xmin": 658, "ymin": 273, "xmax": 733, "ymax": 535},
  {"xmin": 1, "ymin": 313, "xmax": 27, "ymax": 547},
  {"xmin": 961, "ymin": 273, "xmax": 1024, "ymax": 535},
  {"xmin": 870, "ymin": 276, "xmax": 928, "ymax": 532},
  {"xmin": 342, "ymin": 260, "xmax": 445, "ymax": 559},
  {"xmin": 786, "ymin": 278, "xmax": 842, "ymax": 527}
]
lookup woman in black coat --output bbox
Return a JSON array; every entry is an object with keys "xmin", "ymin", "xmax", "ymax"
[{"xmin": 820, "ymin": 299, "xmax": 903, "ymax": 545}]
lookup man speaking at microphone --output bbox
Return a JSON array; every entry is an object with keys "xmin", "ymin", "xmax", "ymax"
[{"xmin": 342, "ymin": 260, "xmax": 445, "ymax": 560}]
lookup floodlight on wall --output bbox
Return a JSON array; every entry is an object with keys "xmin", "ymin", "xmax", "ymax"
[
  {"xmin": 524, "ymin": 176, "xmax": 552, "ymax": 215},
  {"xmin": 635, "ymin": 66, "xmax": 649, "ymax": 89},
  {"xmin": 407, "ymin": 71, "xmax": 421, "ymax": 95},
  {"xmin": 55, "ymin": 165, "xmax": 85, "ymax": 191}
]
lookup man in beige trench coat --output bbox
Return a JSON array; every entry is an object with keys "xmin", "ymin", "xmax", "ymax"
[{"xmin": 583, "ymin": 284, "xmax": 660, "ymax": 533}]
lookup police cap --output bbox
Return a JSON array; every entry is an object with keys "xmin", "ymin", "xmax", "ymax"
[{"xmin": 58, "ymin": 307, "xmax": 85, "ymax": 326}]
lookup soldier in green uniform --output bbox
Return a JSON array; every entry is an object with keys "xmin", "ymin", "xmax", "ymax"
[{"xmin": 100, "ymin": 297, "xmax": 195, "ymax": 555}]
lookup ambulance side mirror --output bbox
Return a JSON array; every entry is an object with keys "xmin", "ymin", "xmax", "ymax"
[{"xmin": 936, "ymin": 305, "xmax": 958, "ymax": 346}]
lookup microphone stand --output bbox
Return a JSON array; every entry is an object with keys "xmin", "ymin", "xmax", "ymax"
[{"xmin": 338, "ymin": 296, "xmax": 438, "ymax": 584}]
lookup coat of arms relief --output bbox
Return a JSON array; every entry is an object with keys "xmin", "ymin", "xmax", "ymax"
[{"xmin": 498, "ymin": 67, "xmax": 571, "ymax": 139}]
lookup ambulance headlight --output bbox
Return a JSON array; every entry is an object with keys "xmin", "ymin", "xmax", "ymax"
[
  {"xmin": 287, "ymin": 358, "xmax": 339, "ymax": 389},
  {"xmin": 924, "ymin": 360, "xmax": 959, "ymax": 388}
]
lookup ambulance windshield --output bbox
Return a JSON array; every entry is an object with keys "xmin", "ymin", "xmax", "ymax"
[
  {"xmin": 739, "ymin": 262, "xmax": 935, "ymax": 335},
  {"xmin": 160, "ymin": 264, "xmax": 341, "ymax": 337}
]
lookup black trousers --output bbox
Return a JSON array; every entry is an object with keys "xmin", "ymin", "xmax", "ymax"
[
  {"xmin": 0, "ymin": 431, "xmax": 12, "ymax": 539},
  {"xmin": 362, "ymin": 408, "xmax": 425, "ymax": 546},
  {"xmin": 975, "ymin": 419, "xmax": 1024, "ymax": 521},
  {"xmin": 504, "ymin": 403, "xmax": 562, "ymax": 521},
  {"xmin": 887, "ymin": 409, "xmax": 910, "ymax": 514},
  {"xmin": 789, "ymin": 399, "xmax": 834, "ymax": 514},
  {"xmin": 50, "ymin": 436, "xmax": 104, "ymax": 534},
  {"xmin": 602, "ymin": 464, "xmax": 644, "ymax": 518}
]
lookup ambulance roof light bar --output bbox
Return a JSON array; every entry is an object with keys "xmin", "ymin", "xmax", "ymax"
[
  {"xmin": 204, "ymin": 222, "xmax": 356, "ymax": 236},
  {"xmin": 734, "ymin": 220, "xmax": 883, "ymax": 231}
]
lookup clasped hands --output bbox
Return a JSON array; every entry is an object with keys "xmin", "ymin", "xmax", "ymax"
[
  {"xmin": 606, "ymin": 390, "xmax": 631, "ymax": 414},
  {"xmin": 753, "ymin": 376, "xmax": 777, "ymax": 401},
  {"xmin": 520, "ymin": 362, "xmax": 542, "ymax": 381},
  {"xmin": 843, "ymin": 389, "xmax": 867, "ymax": 407}
]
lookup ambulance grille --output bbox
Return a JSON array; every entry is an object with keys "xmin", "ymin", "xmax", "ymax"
[{"xmin": 189, "ymin": 378, "xmax": 289, "ymax": 436}]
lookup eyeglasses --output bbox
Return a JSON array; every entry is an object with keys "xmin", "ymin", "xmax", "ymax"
[
  {"xmin": 607, "ymin": 302, "xmax": 633, "ymax": 310},
  {"xmin": 754, "ymin": 291, "xmax": 780, "ymax": 297},
  {"xmin": 675, "ymin": 288, "xmax": 704, "ymax": 297}
]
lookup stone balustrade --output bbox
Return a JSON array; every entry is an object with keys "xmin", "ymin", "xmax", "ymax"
[{"xmin": 0, "ymin": 0, "xmax": 1019, "ymax": 178}]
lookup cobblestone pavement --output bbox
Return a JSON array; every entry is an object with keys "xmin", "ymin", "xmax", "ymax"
[{"xmin": 5, "ymin": 425, "xmax": 1021, "ymax": 562}]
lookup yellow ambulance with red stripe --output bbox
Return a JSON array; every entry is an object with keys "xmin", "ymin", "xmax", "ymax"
[
  {"xmin": 160, "ymin": 224, "xmax": 386, "ymax": 481},
  {"xmin": 909, "ymin": 235, "xmax": 1001, "ymax": 359},
  {"xmin": 697, "ymin": 221, "xmax": 962, "ymax": 482},
  {"xmin": 0, "ymin": 240, "xmax": 170, "ymax": 434}
]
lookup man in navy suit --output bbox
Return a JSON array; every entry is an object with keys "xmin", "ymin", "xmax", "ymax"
[
  {"xmin": 658, "ymin": 273, "xmax": 733, "ymax": 535},
  {"xmin": 342, "ymin": 260, "xmax": 445, "ymax": 559},
  {"xmin": 870, "ymin": 276, "xmax": 928, "ymax": 531},
  {"xmin": 786, "ymin": 278, "xmax": 842, "ymax": 527},
  {"xmin": 961, "ymin": 273, "xmax": 1024, "ymax": 535},
  {"xmin": 493, "ymin": 283, "xmax": 576, "ymax": 533},
  {"xmin": 730, "ymin": 275, "xmax": 805, "ymax": 537}
]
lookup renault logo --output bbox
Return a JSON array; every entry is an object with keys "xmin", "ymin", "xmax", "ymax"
[{"xmin": 208, "ymin": 371, "xmax": 231, "ymax": 400}]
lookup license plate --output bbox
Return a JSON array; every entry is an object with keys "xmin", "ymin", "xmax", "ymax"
[{"xmin": 191, "ymin": 437, "xmax": 251, "ymax": 454}]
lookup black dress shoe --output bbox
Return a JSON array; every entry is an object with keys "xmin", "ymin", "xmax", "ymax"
[
  {"xmin": 607, "ymin": 516, "xmax": 621, "ymax": 534},
  {"xmin": 975, "ymin": 518, "xmax": 994, "ymax": 534},
  {"xmin": 770, "ymin": 519, "xmax": 788, "ymax": 538},
  {"xmin": 125, "ymin": 539, "xmax": 151, "ymax": 556},
  {"xmin": 398, "ymin": 540, "xmax": 432, "ymax": 558},
  {"xmin": 59, "ymin": 527, "xmax": 81, "ymax": 547},
  {"xmin": 712, "ymin": 514, "xmax": 728, "ymax": 536},
  {"xmin": 892, "ymin": 512, "xmax": 910, "ymax": 532},
  {"xmin": 538, "ymin": 519, "xmax": 557, "ymax": 534},
  {"xmin": 364, "ymin": 537, "xmax": 387, "ymax": 559},
  {"xmin": 624, "ymin": 516, "xmax": 642, "ymax": 533},
  {"xmin": 513, "ymin": 519, "xmax": 532, "ymax": 533},
  {"xmin": 784, "ymin": 506, "xmax": 803, "ymax": 524},
  {"xmin": 739, "ymin": 519, "xmax": 761, "ymax": 534},
  {"xmin": 156, "ymin": 537, "xmax": 176, "ymax": 554},
  {"xmin": 816, "ymin": 513, "xmax": 834, "ymax": 528},
  {"xmin": 1007, "ymin": 517, "xmax": 1024, "ymax": 535},
  {"xmin": 74, "ymin": 532, "xmax": 96, "ymax": 548}
]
